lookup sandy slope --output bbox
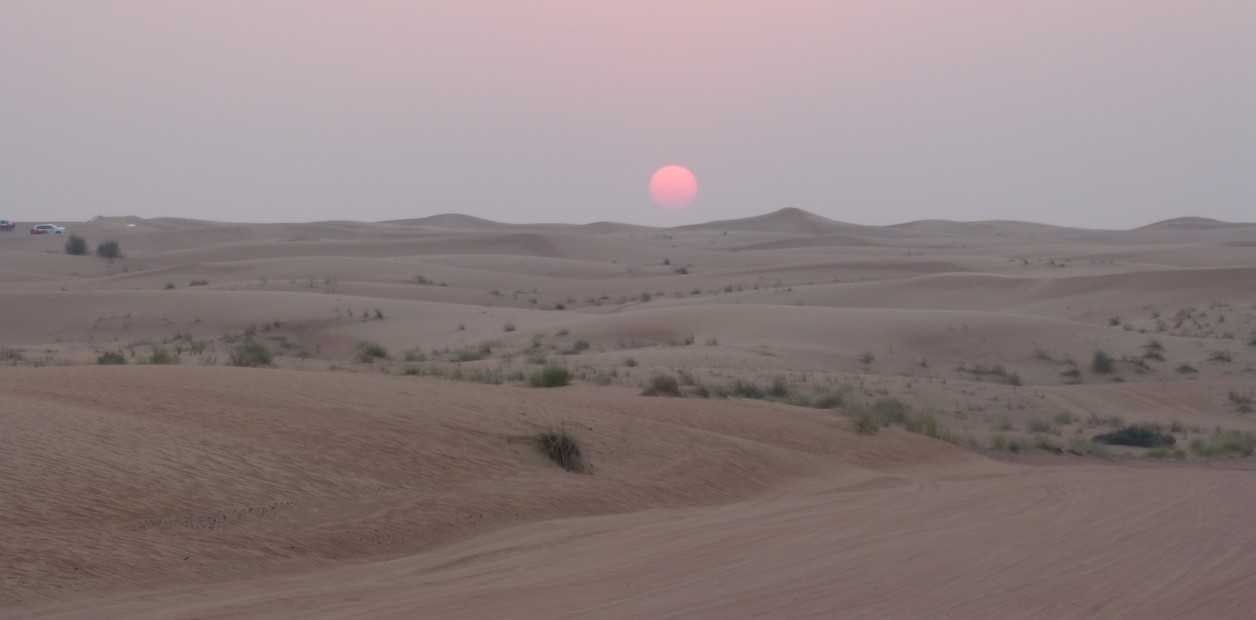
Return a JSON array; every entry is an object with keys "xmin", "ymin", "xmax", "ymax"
[{"xmin": 3, "ymin": 209, "xmax": 1256, "ymax": 618}]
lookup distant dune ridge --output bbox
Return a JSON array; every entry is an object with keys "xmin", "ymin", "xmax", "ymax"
[{"xmin": 4, "ymin": 208, "xmax": 1256, "ymax": 618}]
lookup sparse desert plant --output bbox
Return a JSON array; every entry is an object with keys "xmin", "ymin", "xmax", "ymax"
[
  {"xmin": 503, "ymin": 322, "xmax": 516, "ymax": 332},
  {"xmin": 147, "ymin": 347, "xmax": 178, "ymax": 365},
  {"xmin": 536, "ymin": 423, "xmax": 584, "ymax": 472},
  {"xmin": 903, "ymin": 412, "xmax": 940, "ymax": 438},
  {"xmin": 1091, "ymin": 349, "xmax": 1114, "ymax": 373},
  {"xmin": 1053, "ymin": 412, "xmax": 1077, "ymax": 426},
  {"xmin": 1190, "ymin": 430, "xmax": 1256, "ymax": 457},
  {"xmin": 811, "ymin": 393, "xmax": 843, "ymax": 410},
  {"xmin": 1092, "ymin": 425, "xmax": 1176, "ymax": 448},
  {"xmin": 455, "ymin": 347, "xmax": 489, "ymax": 362},
  {"xmin": 403, "ymin": 348, "xmax": 426, "ymax": 362},
  {"xmin": 65, "ymin": 234, "xmax": 88, "ymax": 255},
  {"xmin": 1144, "ymin": 447, "xmax": 1186, "ymax": 459},
  {"xmin": 871, "ymin": 398, "xmax": 910, "ymax": 425},
  {"xmin": 642, "ymin": 373, "xmax": 682, "ymax": 397},
  {"xmin": 767, "ymin": 376, "xmax": 789, "ymax": 399},
  {"xmin": 859, "ymin": 351, "xmax": 876, "ymax": 366},
  {"xmin": 729, "ymin": 380, "xmax": 766, "ymax": 400},
  {"xmin": 356, "ymin": 341, "xmax": 388, "ymax": 363},
  {"xmin": 95, "ymin": 240, "xmax": 121, "ymax": 258},
  {"xmin": 623, "ymin": 357, "xmax": 638, "ymax": 367},
  {"xmin": 571, "ymin": 339, "xmax": 590, "ymax": 352},
  {"xmin": 1175, "ymin": 364, "xmax": 1198, "ymax": 374},
  {"xmin": 1209, "ymin": 350, "xmax": 1232, "ymax": 362},
  {"xmin": 850, "ymin": 407, "xmax": 879, "ymax": 435},
  {"xmin": 530, "ymin": 365, "xmax": 571, "ymax": 388},
  {"xmin": 1229, "ymin": 390, "xmax": 1254, "ymax": 414},
  {"xmin": 230, "ymin": 341, "xmax": 272, "ymax": 367},
  {"xmin": 96, "ymin": 351, "xmax": 126, "ymax": 365},
  {"xmin": 1, "ymin": 348, "xmax": 25, "ymax": 364}
]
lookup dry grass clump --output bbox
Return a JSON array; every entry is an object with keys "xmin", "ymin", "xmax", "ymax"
[
  {"xmin": 230, "ymin": 341, "xmax": 273, "ymax": 367},
  {"xmin": 96, "ymin": 351, "xmax": 126, "ymax": 365},
  {"xmin": 536, "ymin": 423, "xmax": 584, "ymax": 473},
  {"xmin": 356, "ymin": 341, "xmax": 388, "ymax": 363},
  {"xmin": 1190, "ymin": 430, "xmax": 1256, "ymax": 457},
  {"xmin": 529, "ymin": 365, "xmax": 571, "ymax": 388},
  {"xmin": 642, "ymin": 373, "xmax": 682, "ymax": 397}
]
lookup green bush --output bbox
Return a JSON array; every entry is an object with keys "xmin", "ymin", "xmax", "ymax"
[
  {"xmin": 230, "ymin": 341, "xmax": 272, "ymax": 367},
  {"xmin": 147, "ymin": 347, "xmax": 178, "ymax": 365},
  {"xmin": 95, "ymin": 240, "xmax": 121, "ymax": 258},
  {"xmin": 1092, "ymin": 350, "xmax": 1114, "ymax": 373},
  {"xmin": 536, "ymin": 423, "xmax": 584, "ymax": 472},
  {"xmin": 530, "ymin": 365, "xmax": 571, "ymax": 388},
  {"xmin": 96, "ymin": 351, "xmax": 126, "ymax": 365},
  {"xmin": 1092, "ymin": 425, "xmax": 1176, "ymax": 448},
  {"xmin": 65, "ymin": 234, "xmax": 88, "ymax": 255},
  {"xmin": 872, "ymin": 398, "xmax": 910, "ymax": 425},
  {"xmin": 356, "ymin": 341, "xmax": 388, "ymax": 362}
]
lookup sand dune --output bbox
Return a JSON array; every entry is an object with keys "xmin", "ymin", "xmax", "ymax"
[{"xmin": 4, "ymin": 211, "xmax": 1256, "ymax": 618}]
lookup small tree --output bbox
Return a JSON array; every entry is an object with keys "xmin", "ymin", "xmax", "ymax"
[
  {"xmin": 96, "ymin": 240, "xmax": 121, "ymax": 258},
  {"xmin": 65, "ymin": 234, "xmax": 88, "ymax": 255}
]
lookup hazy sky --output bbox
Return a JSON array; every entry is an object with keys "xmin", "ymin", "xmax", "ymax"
[{"xmin": 2, "ymin": 1, "xmax": 1253, "ymax": 228}]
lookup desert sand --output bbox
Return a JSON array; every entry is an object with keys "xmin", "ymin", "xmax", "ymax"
[{"xmin": 3, "ymin": 209, "xmax": 1256, "ymax": 618}]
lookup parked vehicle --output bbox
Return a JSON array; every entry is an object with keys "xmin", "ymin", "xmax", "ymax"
[
  {"xmin": 0, "ymin": 219, "xmax": 14, "ymax": 231},
  {"xmin": 30, "ymin": 224, "xmax": 67, "ymax": 235}
]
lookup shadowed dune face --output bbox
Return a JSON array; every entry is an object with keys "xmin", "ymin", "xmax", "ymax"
[{"xmin": 4, "ymin": 210, "xmax": 1256, "ymax": 618}]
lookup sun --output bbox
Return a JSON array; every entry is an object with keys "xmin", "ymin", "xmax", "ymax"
[{"xmin": 649, "ymin": 165, "xmax": 698, "ymax": 210}]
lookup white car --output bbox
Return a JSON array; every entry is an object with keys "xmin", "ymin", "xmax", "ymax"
[{"xmin": 31, "ymin": 224, "xmax": 67, "ymax": 235}]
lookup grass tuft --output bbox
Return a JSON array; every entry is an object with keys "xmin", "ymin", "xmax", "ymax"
[
  {"xmin": 529, "ymin": 365, "xmax": 571, "ymax": 388},
  {"xmin": 536, "ymin": 424, "xmax": 584, "ymax": 472}
]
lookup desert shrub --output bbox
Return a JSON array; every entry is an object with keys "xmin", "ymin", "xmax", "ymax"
[
  {"xmin": 729, "ymin": 380, "xmax": 765, "ymax": 400},
  {"xmin": 767, "ymin": 376, "xmax": 789, "ymax": 399},
  {"xmin": 990, "ymin": 434, "xmax": 1029, "ymax": 453},
  {"xmin": 1230, "ymin": 391, "xmax": 1254, "ymax": 414},
  {"xmin": 96, "ymin": 351, "xmax": 126, "ymax": 365},
  {"xmin": 455, "ymin": 347, "xmax": 488, "ymax": 362},
  {"xmin": 530, "ymin": 365, "xmax": 571, "ymax": 388},
  {"xmin": 536, "ymin": 424, "xmax": 584, "ymax": 472},
  {"xmin": 403, "ymin": 348, "xmax": 426, "ymax": 362},
  {"xmin": 903, "ymin": 412, "xmax": 939, "ymax": 438},
  {"xmin": 811, "ymin": 393, "xmax": 843, "ymax": 410},
  {"xmin": 1144, "ymin": 447, "xmax": 1186, "ymax": 459},
  {"xmin": 1091, "ymin": 350, "xmax": 1114, "ymax": 373},
  {"xmin": 1175, "ymin": 364, "xmax": 1198, "ymax": 374},
  {"xmin": 851, "ymin": 407, "xmax": 879, "ymax": 435},
  {"xmin": 230, "ymin": 341, "xmax": 272, "ymax": 367},
  {"xmin": 1209, "ymin": 350, "xmax": 1232, "ymax": 362},
  {"xmin": 1190, "ymin": 430, "xmax": 1256, "ymax": 457},
  {"xmin": 623, "ymin": 357, "xmax": 638, "ymax": 367},
  {"xmin": 1092, "ymin": 425, "xmax": 1176, "ymax": 448},
  {"xmin": 871, "ymin": 398, "xmax": 910, "ymax": 425},
  {"xmin": 147, "ymin": 347, "xmax": 178, "ymax": 365},
  {"xmin": 356, "ymin": 341, "xmax": 388, "ymax": 362},
  {"xmin": 571, "ymin": 339, "xmax": 590, "ymax": 352},
  {"xmin": 65, "ymin": 234, "xmax": 88, "ymax": 255},
  {"xmin": 1053, "ymin": 412, "xmax": 1077, "ymax": 426},
  {"xmin": 95, "ymin": 240, "xmax": 121, "ymax": 258},
  {"xmin": 503, "ymin": 322, "xmax": 516, "ymax": 332},
  {"xmin": 642, "ymin": 373, "xmax": 681, "ymax": 397}
]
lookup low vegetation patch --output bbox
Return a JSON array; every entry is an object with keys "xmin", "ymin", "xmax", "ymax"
[
  {"xmin": 530, "ymin": 365, "xmax": 571, "ymax": 388},
  {"xmin": 1144, "ymin": 447, "xmax": 1186, "ymax": 459},
  {"xmin": 65, "ymin": 234, "xmax": 88, "ymax": 256},
  {"xmin": 1190, "ymin": 430, "xmax": 1256, "ymax": 457},
  {"xmin": 96, "ymin": 240, "xmax": 121, "ymax": 258},
  {"xmin": 230, "ymin": 341, "xmax": 273, "ymax": 367},
  {"xmin": 96, "ymin": 351, "xmax": 126, "ymax": 365},
  {"xmin": 536, "ymin": 424, "xmax": 584, "ymax": 472},
  {"xmin": 642, "ymin": 373, "xmax": 682, "ymax": 397},
  {"xmin": 1091, "ymin": 349, "xmax": 1114, "ymax": 374},
  {"xmin": 356, "ymin": 341, "xmax": 389, "ymax": 363},
  {"xmin": 1092, "ymin": 425, "xmax": 1176, "ymax": 448},
  {"xmin": 146, "ymin": 347, "xmax": 178, "ymax": 365}
]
